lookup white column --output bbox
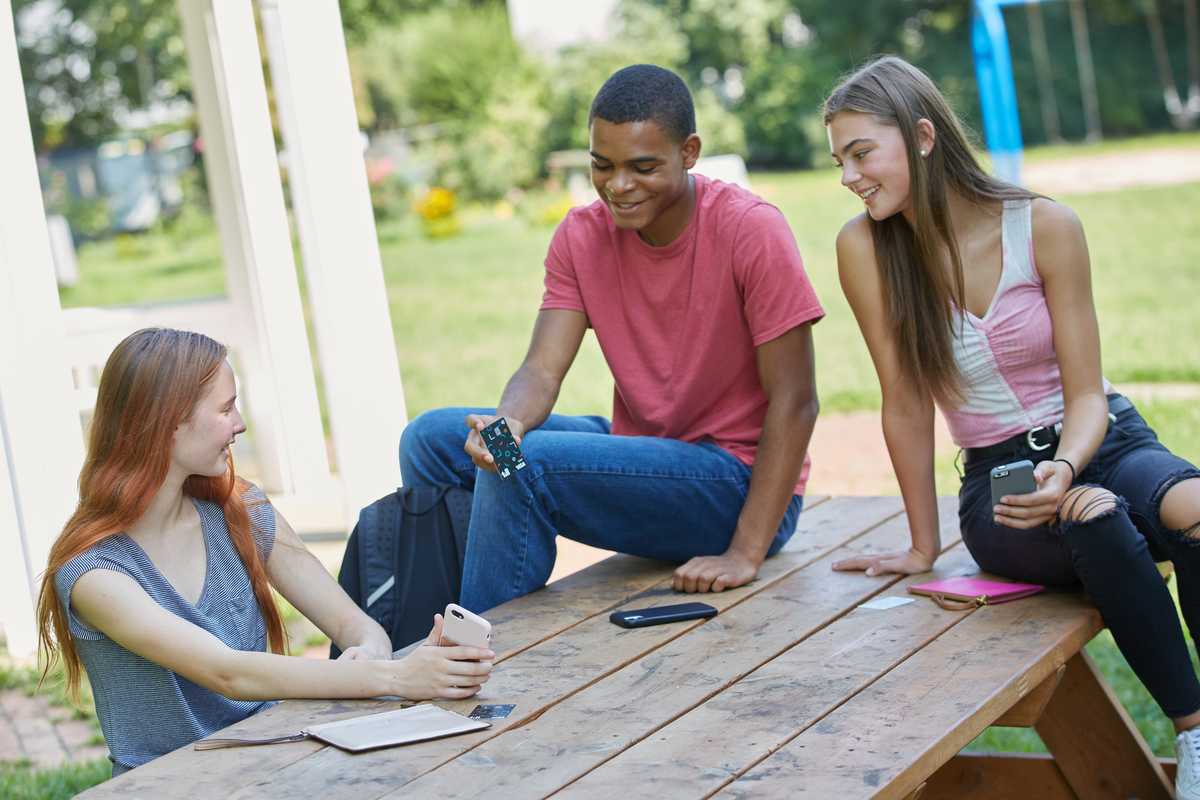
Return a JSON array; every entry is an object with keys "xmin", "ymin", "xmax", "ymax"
[
  {"xmin": 0, "ymin": 2, "xmax": 86, "ymax": 657},
  {"xmin": 178, "ymin": 0, "xmax": 335, "ymax": 501},
  {"xmin": 259, "ymin": 0, "xmax": 407, "ymax": 517}
]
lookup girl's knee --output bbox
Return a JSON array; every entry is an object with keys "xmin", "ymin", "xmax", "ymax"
[
  {"xmin": 1160, "ymin": 477, "xmax": 1200, "ymax": 540},
  {"xmin": 1058, "ymin": 485, "xmax": 1119, "ymax": 525}
]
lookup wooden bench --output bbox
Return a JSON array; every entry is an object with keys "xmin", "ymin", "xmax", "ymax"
[{"xmin": 78, "ymin": 496, "xmax": 1175, "ymax": 799}]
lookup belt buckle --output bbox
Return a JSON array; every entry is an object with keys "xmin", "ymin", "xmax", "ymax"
[{"xmin": 1026, "ymin": 426, "xmax": 1052, "ymax": 451}]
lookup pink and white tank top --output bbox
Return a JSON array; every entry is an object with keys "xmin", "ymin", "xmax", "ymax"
[{"xmin": 939, "ymin": 199, "xmax": 1109, "ymax": 448}]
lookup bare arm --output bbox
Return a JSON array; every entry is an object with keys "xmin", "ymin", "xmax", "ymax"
[
  {"xmin": 994, "ymin": 199, "xmax": 1108, "ymax": 528},
  {"xmin": 70, "ymin": 570, "xmax": 494, "ymax": 702},
  {"xmin": 465, "ymin": 309, "xmax": 588, "ymax": 470},
  {"xmin": 673, "ymin": 324, "xmax": 819, "ymax": 592},
  {"xmin": 832, "ymin": 216, "xmax": 940, "ymax": 574},
  {"xmin": 265, "ymin": 508, "xmax": 390, "ymax": 660}
]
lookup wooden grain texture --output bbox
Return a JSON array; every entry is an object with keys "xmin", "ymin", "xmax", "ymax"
[
  {"xmin": 76, "ymin": 496, "xmax": 833, "ymax": 800},
  {"xmin": 557, "ymin": 540, "xmax": 979, "ymax": 798},
  {"xmin": 73, "ymin": 552, "xmax": 668, "ymax": 800},
  {"xmin": 992, "ymin": 663, "xmax": 1063, "ymax": 727},
  {"xmin": 714, "ymin": 591, "xmax": 1102, "ymax": 799},
  {"xmin": 168, "ymin": 497, "xmax": 901, "ymax": 800},
  {"xmin": 923, "ymin": 753, "xmax": 1075, "ymax": 800},
  {"xmin": 388, "ymin": 503, "xmax": 967, "ymax": 799},
  {"xmin": 1034, "ymin": 650, "xmax": 1173, "ymax": 800}
]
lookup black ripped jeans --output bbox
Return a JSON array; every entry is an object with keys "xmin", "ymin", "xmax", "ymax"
[{"xmin": 959, "ymin": 397, "xmax": 1200, "ymax": 718}]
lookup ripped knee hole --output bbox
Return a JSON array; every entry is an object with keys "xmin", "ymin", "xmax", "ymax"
[{"xmin": 1058, "ymin": 486, "xmax": 1119, "ymax": 524}]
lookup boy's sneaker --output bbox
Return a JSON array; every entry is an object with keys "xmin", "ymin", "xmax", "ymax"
[{"xmin": 1178, "ymin": 727, "xmax": 1200, "ymax": 800}]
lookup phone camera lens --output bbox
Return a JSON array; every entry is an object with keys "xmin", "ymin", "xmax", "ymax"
[
  {"xmin": 997, "ymin": 470, "xmax": 1008, "ymax": 477},
  {"xmin": 451, "ymin": 610, "xmax": 464, "ymax": 619}
]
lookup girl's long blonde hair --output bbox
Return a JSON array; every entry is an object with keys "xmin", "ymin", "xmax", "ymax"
[{"xmin": 824, "ymin": 56, "xmax": 1041, "ymax": 405}]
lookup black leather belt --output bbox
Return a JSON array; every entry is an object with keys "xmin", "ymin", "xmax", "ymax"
[{"xmin": 963, "ymin": 394, "xmax": 1134, "ymax": 465}]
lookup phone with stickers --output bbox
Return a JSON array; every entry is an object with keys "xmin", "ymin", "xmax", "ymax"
[
  {"xmin": 479, "ymin": 417, "xmax": 527, "ymax": 479},
  {"xmin": 438, "ymin": 604, "xmax": 492, "ymax": 650}
]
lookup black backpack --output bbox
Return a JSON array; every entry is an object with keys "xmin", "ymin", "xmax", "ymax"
[{"xmin": 330, "ymin": 485, "xmax": 472, "ymax": 657}]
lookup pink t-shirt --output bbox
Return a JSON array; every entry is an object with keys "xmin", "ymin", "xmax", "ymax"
[{"xmin": 541, "ymin": 175, "xmax": 824, "ymax": 495}]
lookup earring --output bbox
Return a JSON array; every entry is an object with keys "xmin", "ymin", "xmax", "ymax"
[{"xmin": 919, "ymin": 149, "xmax": 927, "ymax": 157}]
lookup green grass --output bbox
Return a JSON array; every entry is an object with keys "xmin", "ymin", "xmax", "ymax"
[
  {"xmin": 0, "ymin": 759, "xmax": 111, "ymax": 800},
  {"xmin": 1022, "ymin": 130, "xmax": 1200, "ymax": 164},
  {"xmin": 58, "ymin": 226, "xmax": 224, "ymax": 308},
  {"xmin": 1, "ymin": 651, "xmax": 107, "ymax": 797}
]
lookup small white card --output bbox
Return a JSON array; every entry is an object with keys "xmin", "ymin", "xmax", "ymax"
[{"xmin": 859, "ymin": 596, "xmax": 915, "ymax": 611}]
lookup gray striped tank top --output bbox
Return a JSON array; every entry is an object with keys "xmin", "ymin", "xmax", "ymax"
[{"xmin": 55, "ymin": 486, "xmax": 277, "ymax": 775}]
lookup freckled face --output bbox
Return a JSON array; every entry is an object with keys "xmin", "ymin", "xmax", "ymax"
[
  {"xmin": 827, "ymin": 111, "xmax": 913, "ymax": 221},
  {"xmin": 589, "ymin": 118, "xmax": 699, "ymax": 244}
]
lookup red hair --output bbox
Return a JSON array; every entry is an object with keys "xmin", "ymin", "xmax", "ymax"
[{"xmin": 37, "ymin": 328, "xmax": 287, "ymax": 698}]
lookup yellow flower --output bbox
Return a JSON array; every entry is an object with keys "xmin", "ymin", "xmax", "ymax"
[{"xmin": 415, "ymin": 187, "xmax": 456, "ymax": 221}]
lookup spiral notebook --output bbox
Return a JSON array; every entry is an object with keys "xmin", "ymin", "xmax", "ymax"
[{"xmin": 195, "ymin": 703, "xmax": 490, "ymax": 754}]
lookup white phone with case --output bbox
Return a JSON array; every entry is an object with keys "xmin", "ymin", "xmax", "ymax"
[{"xmin": 438, "ymin": 603, "xmax": 492, "ymax": 650}]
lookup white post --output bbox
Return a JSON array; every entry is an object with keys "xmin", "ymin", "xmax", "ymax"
[
  {"xmin": 0, "ymin": 2, "xmax": 86, "ymax": 657},
  {"xmin": 258, "ymin": 0, "xmax": 407, "ymax": 517},
  {"xmin": 177, "ymin": 0, "xmax": 336, "ymax": 504}
]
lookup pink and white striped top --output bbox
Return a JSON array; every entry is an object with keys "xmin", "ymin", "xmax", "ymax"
[{"xmin": 939, "ymin": 199, "xmax": 1109, "ymax": 448}]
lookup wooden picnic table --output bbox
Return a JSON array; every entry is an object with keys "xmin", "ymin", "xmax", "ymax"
[{"xmin": 81, "ymin": 495, "xmax": 1177, "ymax": 799}]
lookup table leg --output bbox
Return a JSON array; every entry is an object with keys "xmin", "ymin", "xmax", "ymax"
[{"xmin": 1034, "ymin": 650, "xmax": 1173, "ymax": 799}]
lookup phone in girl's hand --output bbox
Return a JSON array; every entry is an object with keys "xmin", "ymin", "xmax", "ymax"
[
  {"xmin": 438, "ymin": 604, "xmax": 492, "ymax": 650},
  {"xmin": 990, "ymin": 459, "xmax": 1037, "ymax": 507}
]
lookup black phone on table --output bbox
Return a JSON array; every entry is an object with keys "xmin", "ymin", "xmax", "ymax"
[{"xmin": 609, "ymin": 602, "xmax": 718, "ymax": 628}]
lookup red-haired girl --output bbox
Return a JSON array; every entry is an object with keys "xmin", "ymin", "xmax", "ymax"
[{"xmin": 37, "ymin": 328, "xmax": 493, "ymax": 776}]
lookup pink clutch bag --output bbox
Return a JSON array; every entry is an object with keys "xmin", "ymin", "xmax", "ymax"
[{"xmin": 908, "ymin": 576, "xmax": 1044, "ymax": 609}]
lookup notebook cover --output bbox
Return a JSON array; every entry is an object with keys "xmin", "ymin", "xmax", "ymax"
[
  {"xmin": 908, "ymin": 576, "xmax": 1044, "ymax": 604},
  {"xmin": 305, "ymin": 704, "xmax": 489, "ymax": 752}
]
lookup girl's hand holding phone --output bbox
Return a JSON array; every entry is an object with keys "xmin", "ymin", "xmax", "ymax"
[
  {"xmin": 993, "ymin": 459, "xmax": 1074, "ymax": 529},
  {"xmin": 386, "ymin": 613, "xmax": 495, "ymax": 700}
]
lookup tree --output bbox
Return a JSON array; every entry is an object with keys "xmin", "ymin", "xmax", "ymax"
[
  {"xmin": 1143, "ymin": 0, "xmax": 1200, "ymax": 129},
  {"xmin": 13, "ymin": 0, "xmax": 502, "ymax": 151},
  {"xmin": 15, "ymin": 0, "xmax": 189, "ymax": 149}
]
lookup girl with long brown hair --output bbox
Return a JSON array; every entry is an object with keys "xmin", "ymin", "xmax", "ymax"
[
  {"xmin": 37, "ymin": 328, "xmax": 493, "ymax": 776},
  {"xmin": 823, "ymin": 56, "xmax": 1200, "ymax": 796}
]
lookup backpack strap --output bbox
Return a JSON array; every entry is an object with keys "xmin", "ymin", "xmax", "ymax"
[
  {"xmin": 359, "ymin": 492, "xmax": 402, "ymax": 628},
  {"xmin": 399, "ymin": 485, "xmax": 451, "ymax": 516},
  {"xmin": 442, "ymin": 487, "xmax": 472, "ymax": 562}
]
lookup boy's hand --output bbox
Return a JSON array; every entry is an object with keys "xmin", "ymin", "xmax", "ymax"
[
  {"xmin": 464, "ymin": 414, "xmax": 526, "ymax": 473},
  {"xmin": 673, "ymin": 551, "xmax": 759, "ymax": 593}
]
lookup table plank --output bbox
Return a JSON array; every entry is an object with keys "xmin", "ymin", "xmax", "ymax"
[
  {"xmin": 389, "ymin": 499, "xmax": 965, "ymax": 799},
  {"xmin": 713, "ymin": 592, "xmax": 1102, "ymax": 799},
  {"xmin": 559, "ymin": 555, "xmax": 985, "ymax": 794},
  {"xmin": 76, "ymin": 499, "xmax": 832, "ymax": 800},
  {"xmin": 186, "ymin": 496, "xmax": 903, "ymax": 800}
]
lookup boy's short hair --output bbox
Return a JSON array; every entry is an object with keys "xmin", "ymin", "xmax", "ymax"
[{"xmin": 588, "ymin": 64, "xmax": 696, "ymax": 143}]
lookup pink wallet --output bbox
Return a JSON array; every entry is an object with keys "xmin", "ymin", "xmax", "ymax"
[{"xmin": 908, "ymin": 576, "xmax": 1044, "ymax": 609}]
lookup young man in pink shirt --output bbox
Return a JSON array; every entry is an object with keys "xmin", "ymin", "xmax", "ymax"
[{"xmin": 400, "ymin": 64, "xmax": 824, "ymax": 613}]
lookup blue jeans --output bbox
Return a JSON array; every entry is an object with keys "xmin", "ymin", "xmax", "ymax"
[
  {"xmin": 399, "ymin": 408, "xmax": 803, "ymax": 613},
  {"xmin": 959, "ymin": 396, "xmax": 1200, "ymax": 717}
]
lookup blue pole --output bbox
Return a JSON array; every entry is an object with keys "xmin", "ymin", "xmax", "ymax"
[{"xmin": 972, "ymin": 0, "xmax": 1025, "ymax": 184}]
